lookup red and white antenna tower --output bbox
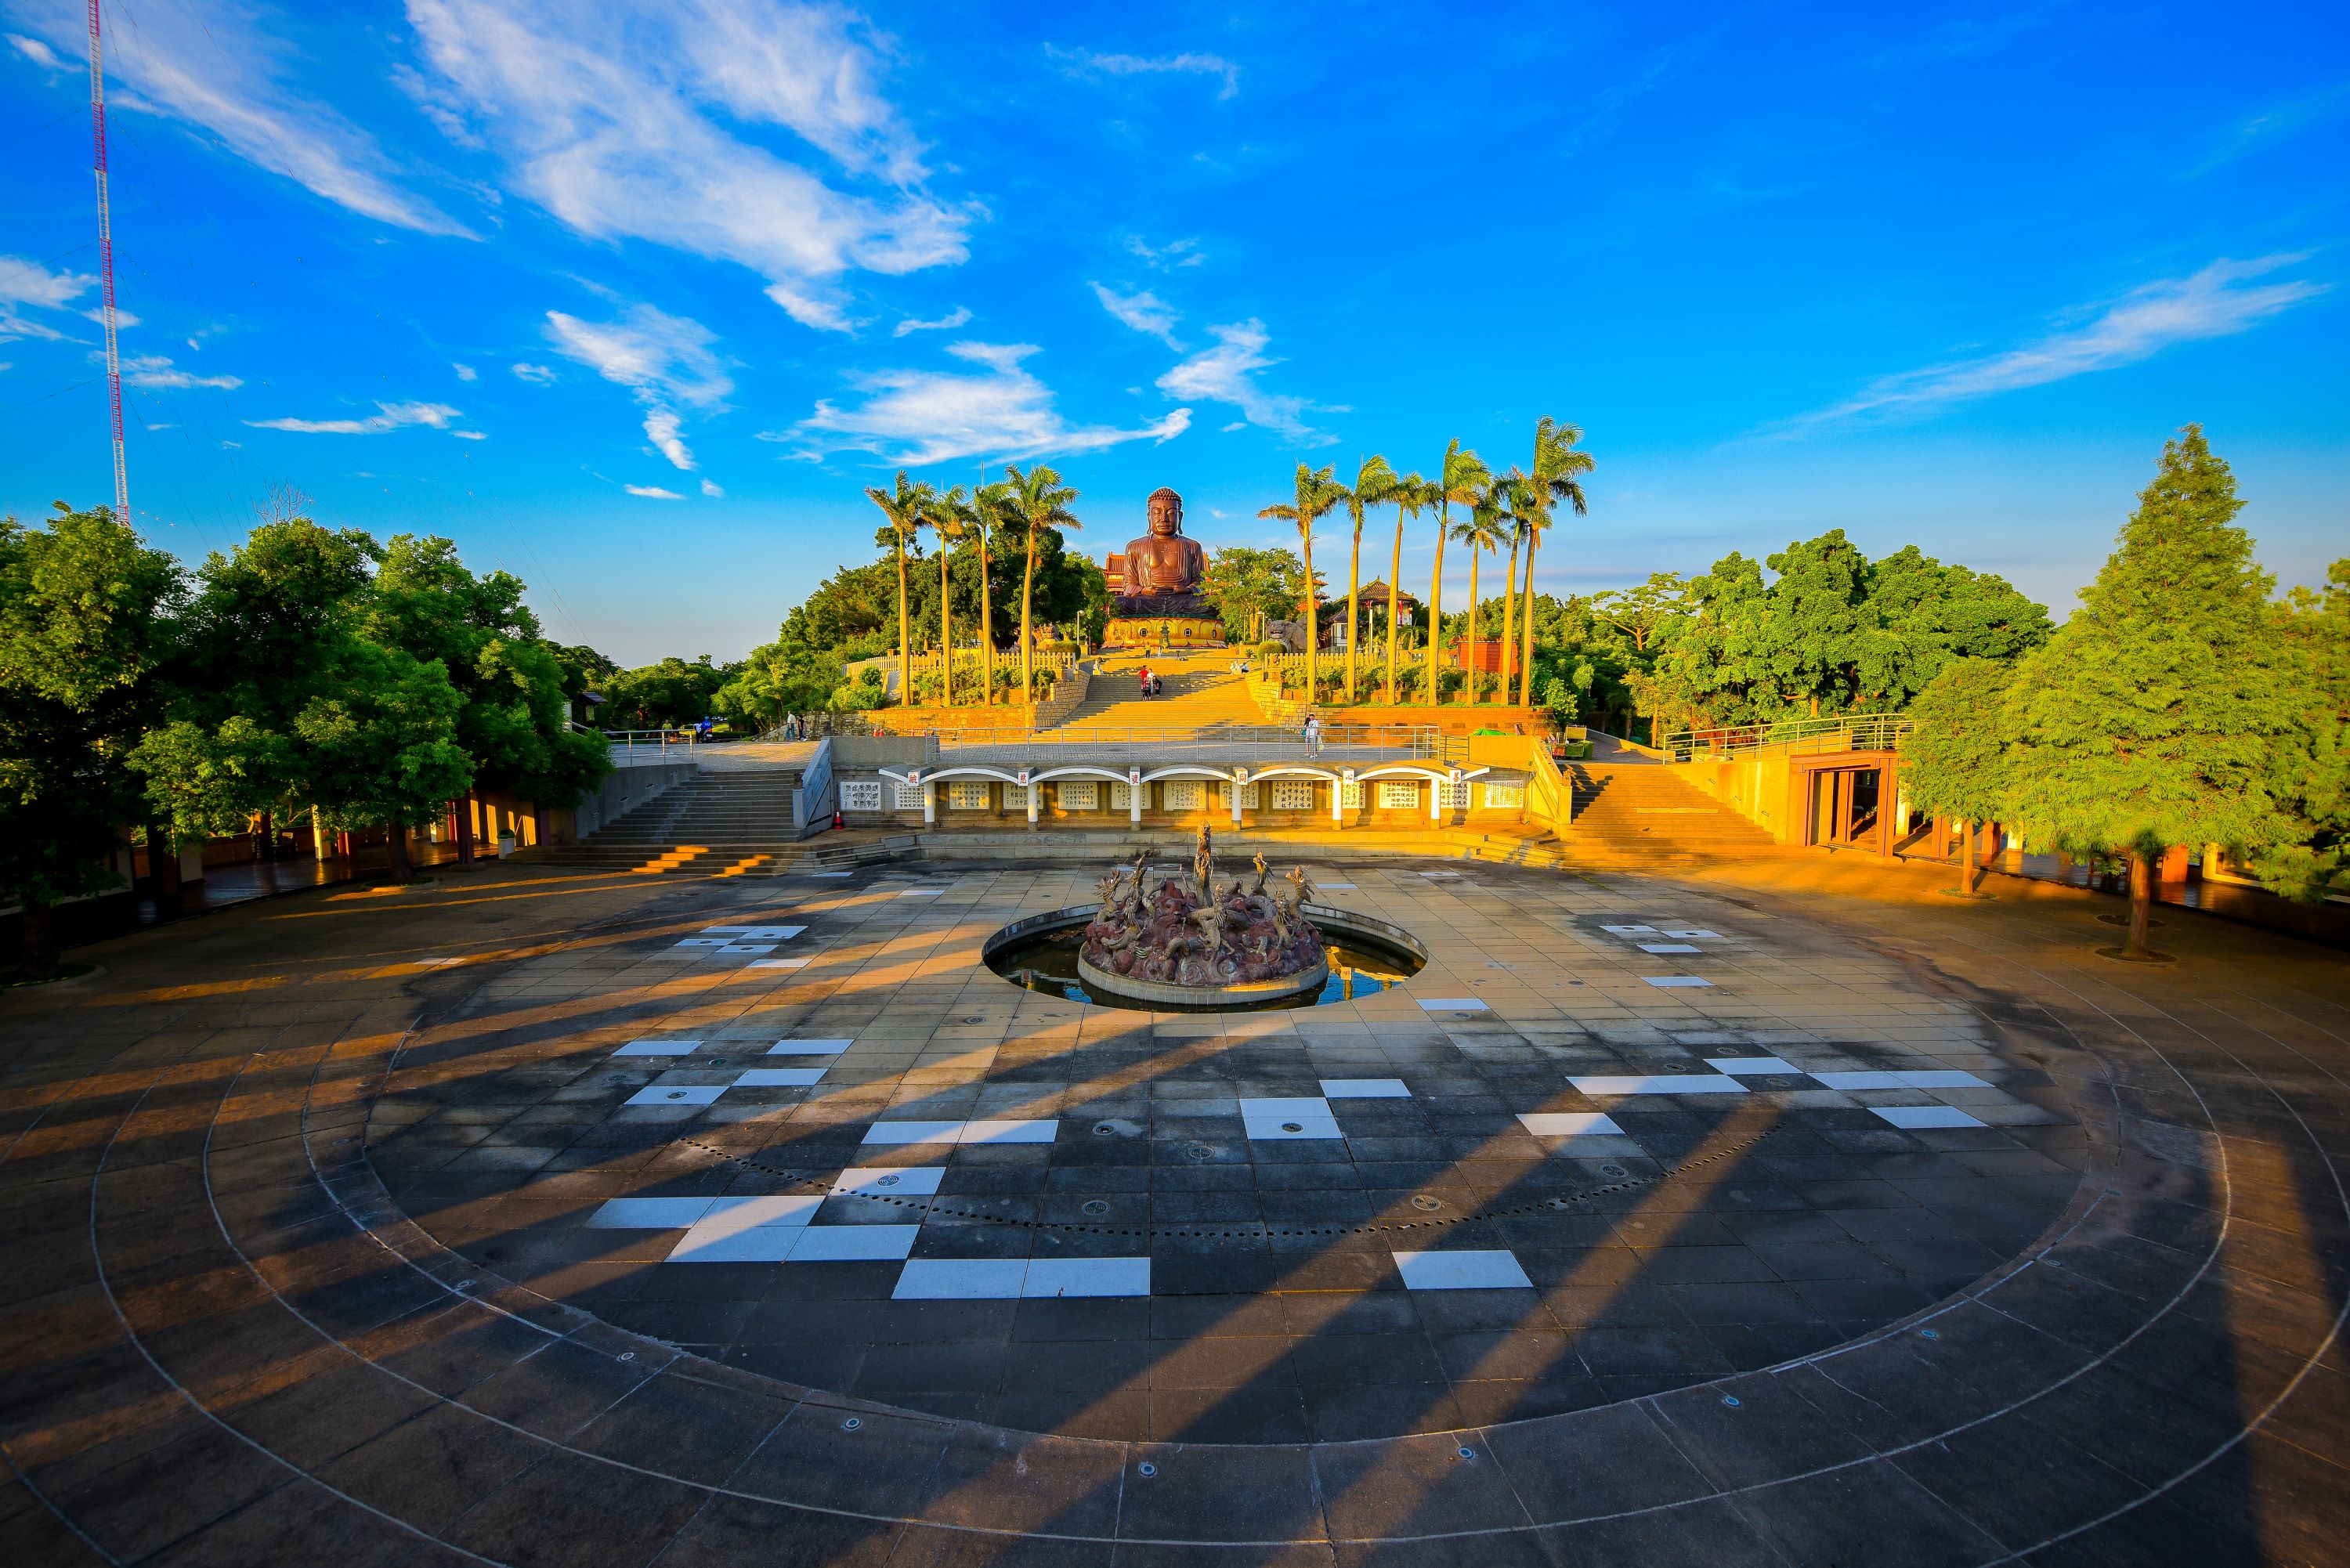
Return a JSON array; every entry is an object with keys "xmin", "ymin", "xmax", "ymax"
[{"xmin": 86, "ymin": 0, "xmax": 128, "ymax": 522}]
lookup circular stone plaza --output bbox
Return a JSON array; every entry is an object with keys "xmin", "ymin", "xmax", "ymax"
[{"xmin": 3, "ymin": 699, "xmax": 2345, "ymax": 1566}]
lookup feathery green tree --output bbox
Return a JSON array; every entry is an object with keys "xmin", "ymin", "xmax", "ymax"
[
  {"xmin": 1449, "ymin": 489, "xmax": 1508, "ymax": 705},
  {"xmin": 1339, "ymin": 456, "xmax": 1397, "ymax": 703},
  {"xmin": 1386, "ymin": 473, "xmax": 1434, "ymax": 703},
  {"xmin": 1427, "ymin": 443, "xmax": 1490, "ymax": 708},
  {"xmin": 2002, "ymin": 426, "xmax": 2302, "ymax": 957},
  {"xmin": 1260, "ymin": 464, "xmax": 1349, "ymax": 699},
  {"xmin": 1900, "ymin": 658, "xmax": 2017, "ymax": 896},
  {"xmin": 1510, "ymin": 418, "xmax": 1593, "ymax": 705},
  {"xmin": 998, "ymin": 464, "xmax": 1082, "ymax": 711},
  {"xmin": 863, "ymin": 471, "xmax": 934, "ymax": 708}
]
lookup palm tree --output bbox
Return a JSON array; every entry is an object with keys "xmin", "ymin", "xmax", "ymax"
[
  {"xmin": 1385, "ymin": 473, "xmax": 1432, "ymax": 703},
  {"xmin": 998, "ymin": 464, "xmax": 1081, "ymax": 714},
  {"xmin": 1450, "ymin": 489, "xmax": 1507, "ymax": 706},
  {"xmin": 1513, "ymin": 417, "xmax": 1594, "ymax": 705},
  {"xmin": 1339, "ymin": 455, "xmax": 1398, "ymax": 705},
  {"xmin": 1427, "ymin": 442, "xmax": 1491, "ymax": 707},
  {"xmin": 925, "ymin": 486, "xmax": 973, "ymax": 706},
  {"xmin": 1259, "ymin": 464, "xmax": 1349, "ymax": 701},
  {"xmin": 971, "ymin": 479, "xmax": 1009, "ymax": 704},
  {"xmin": 1495, "ymin": 478, "xmax": 1528, "ymax": 709},
  {"xmin": 863, "ymin": 470, "xmax": 935, "ymax": 709}
]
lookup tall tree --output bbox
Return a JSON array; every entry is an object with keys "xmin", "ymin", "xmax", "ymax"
[
  {"xmin": 924, "ymin": 486, "xmax": 973, "ymax": 706},
  {"xmin": 863, "ymin": 471, "xmax": 934, "ymax": 709},
  {"xmin": 2003, "ymin": 426, "xmax": 2302, "ymax": 958},
  {"xmin": 0, "ymin": 504, "xmax": 182, "ymax": 976},
  {"xmin": 1340, "ymin": 456, "xmax": 1398, "ymax": 703},
  {"xmin": 1494, "ymin": 480, "xmax": 1525, "ymax": 707},
  {"xmin": 1512, "ymin": 417, "xmax": 1593, "ymax": 705},
  {"xmin": 970, "ymin": 479, "xmax": 1007, "ymax": 703},
  {"xmin": 1386, "ymin": 474, "xmax": 1433, "ymax": 703},
  {"xmin": 1900, "ymin": 658, "xmax": 2017, "ymax": 895},
  {"xmin": 1449, "ymin": 490, "xmax": 1508, "ymax": 706},
  {"xmin": 2258, "ymin": 558, "xmax": 2350, "ymax": 899},
  {"xmin": 1202, "ymin": 546, "xmax": 1308, "ymax": 645},
  {"xmin": 1259, "ymin": 464, "xmax": 1348, "ymax": 699},
  {"xmin": 998, "ymin": 464, "xmax": 1082, "ymax": 711},
  {"xmin": 1428, "ymin": 442, "xmax": 1490, "ymax": 708}
]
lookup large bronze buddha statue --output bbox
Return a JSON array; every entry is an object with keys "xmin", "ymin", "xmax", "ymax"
[{"xmin": 1115, "ymin": 486, "xmax": 1210, "ymax": 615}]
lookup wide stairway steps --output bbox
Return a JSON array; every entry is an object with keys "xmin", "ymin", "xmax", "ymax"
[
  {"xmin": 1553, "ymin": 764, "xmax": 1784, "ymax": 865},
  {"xmin": 1050, "ymin": 654, "xmax": 1265, "ymax": 734},
  {"xmin": 545, "ymin": 768, "xmax": 815, "ymax": 876}
]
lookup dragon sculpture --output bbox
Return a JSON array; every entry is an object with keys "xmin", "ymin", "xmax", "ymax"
[{"xmin": 1079, "ymin": 824, "xmax": 1325, "ymax": 989}]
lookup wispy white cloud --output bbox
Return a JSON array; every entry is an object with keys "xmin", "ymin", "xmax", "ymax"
[
  {"xmin": 406, "ymin": 0, "xmax": 971, "ymax": 331},
  {"xmin": 245, "ymin": 399, "xmax": 462, "ymax": 433},
  {"xmin": 6, "ymin": 30, "xmax": 66, "ymax": 70},
  {"xmin": 643, "ymin": 410, "xmax": 694, "ymax": 470},
  {"xmin": 894, "ymin": 305, "xmax": 971, "ymax": 338},
  {"xmin": 511, "ymin": 361, "xmax": 557, "ymax": 383},
  {"xmin": 1091, "ymin": 283, "xmax": 1182, "ymax": 347},
  {"xmin": 1799, "ymin": 255, "xmax": 2328, "ymax": 425},
  {"xmin": 1126, "ymin": 236, "xmax": 1203, "ymax": 270},
  {"xmin": 699, "ymin": 478, "xmax": 723, "ymax": 497},
  {"xmin": 452, "ymin": 428, "xmax": 486, "ymax": 439},
  {"xmin": 1155, "ymin": 320, "xmax": 1336, "ymax": 441},
  {"xmin": 2189, "ymin": 82, "xmax": 2350, "ymax": 176},
  {"xmin": 795, "ymin": 340, "xmax": 1191, "ymax": 464},
  {"xmin": 0, "ymin": 253, "xmax": 96, "ymax": 309},
  {"xmin": 544, "ymin": 305, "xmax": 731, "ymax": 408},
  {"xmin": 625, "ymin": 483, "xmax": 683, "ymax": 498},
  {"xmin": 83, "ymin": 308, "xmax": 140, "ymax": 328},
  {"xmin": 8, "ymin": 0, "xmax": 468, "ymax": 235},
  {"xmin": 118, "ymin": 353, "xmax": 243, "ymax": 390},
  {"xmin": 1047, "ymin": 44, "xmax": 1239, "ymax": 99},
  {"xmin": 453, "ymin": 361, "xmax": 479, "ymax": 381}
]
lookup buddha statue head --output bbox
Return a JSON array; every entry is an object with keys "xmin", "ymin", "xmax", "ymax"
[{"xmin": 1145, "ymin": 486, "xmax": 1183, "ymax": 537}]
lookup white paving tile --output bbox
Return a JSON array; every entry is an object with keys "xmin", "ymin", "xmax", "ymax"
[
  {"xmin": 703, "ymin": 925, "xmax": 804, "ymax": 939},
  {"xmin": 1600, "ymin": 924, "xmax": 1656, "ymax": 934},
  {"xmin": 732, "ymin": 1067, "xmax": 825, "ymax": 1087},
  {"xmin": 830, "ymin": 1166, "xmax": 945, "ymax": 1196},
  {"xmin": 1318, "ymin": 882, "xmax": 1356, "ymax": 889},
  {"xmin": 862, "ymin": 1120, "xmax": 964, "ymax": 1145},
  {"xmin": 766, "ymin": 1039, "xmax": 853, "ymax": 1055},
  {"xmin": 716, "ymin": 944, "xmax": 776, "ymax": 955},
  {"xmin": 898, "ymin": 888, "xmax": 945, "ymax": 898},
  {"xmin": 1638, "ymin": 944, "xmax": 1702, "ymax": 954},
  {"xmin": 1393, "ymin": 1250, "xmax": 1533, "ymax": 1290},
  {"xmin": 667, "ymin": 1227, "xmax": 801, "ymax": 1263},
  {"xmin": 1662, "ymin": 929, "xmax": 1721, "ymax": 939},
  {"xmin": 1643, "ymin": 977, "xmax": 1712, "ymax": 988},
  {"xmin": 624, "ymin": 1084, "xmax": 727, "ymax": 1106},
  {"xmin": 613, "ymin": 1039, "xmax": 701, "ymax": 1057},
  {"xmin": 790, "ymin": 1225, "xmax": 920, "ymax": 1261},
  {"xmin": 1817, "ymin": 1070, "xmax": 1994, "ymax": 1092},
  {"xmin": 704, "ymin": 1195, "xmax": 824, "ymax": 1227},
  {"xmin": 586, "ymin": 1197, "xmax": 716, "ymax": 1228},
  {"xmin": 1023, "ymin": 1258, "xmax": 1150, "ymax": 1298},
  {"xmin": 805, "ymin": 870, "xmax": 853, "ymax": 877},
  {"xmin": 1240, "ymin": 1097, "xmax": 1343, "ymax": 1139},
  {"xmin": 861, "ymin": 1118, "xmax": 1058, "ymax": 1145},
  {"xmin": 1706, "ymin": 1057, "xmax": 1799, "ymax": 1076},
  {"xmin": 746, "ymin": 959, "xmax": 811, "ymax": 970},
  {"xmin": 672, "ymin": 938, "xmax": 732, "ymax": 948},
  {"xmin": 893, "ymin": 1258, "xmax": 1030, "ymax": 1299},
  {"xmin": 1415, "ymin": 997, "xmax": 1488, "ymax": 1011},
  {"xmin": 1321, "ymin": 1078, "xmax": 1410, "ymax": 1098},
  {"xmin": 1517, "ymin": 1112, "xmax": 1626, "ymax": 1136},
  {"xmin": 1567, "ymin": 1075, "xmax": 1748, "ymax": 1097},
  {"xmin": 1871, "ymin": 1105, "xmax": 1987, "ymax": 1129}
]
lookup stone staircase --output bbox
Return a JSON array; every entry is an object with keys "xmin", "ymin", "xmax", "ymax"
[
  {"xmin": 540, "ymin": 767, "xmax": 913, "ymax": 877},
  {"xmin": 1546, "ymin": 764, "xmax": 1783, "ymax": 867},
  {"xmin": 1050, "ymin": 654, "xmax": 1265, "ymax": 734}
]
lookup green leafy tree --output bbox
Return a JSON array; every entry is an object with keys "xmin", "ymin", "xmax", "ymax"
[
  {"xmin": 924, "ymin": 486, "xmax": 974, "ymax": 706},
  {"xmin": 1427, "ymin": 442, "xmax": 1490, "ymax": 708},
  {"xmin": 295, "ymin": 638, "xmax": 475, "ymax": 878},
  {"xmin": 1259, "ymin": 464, "xmax": 1349, "ymax": 697},
  {"xmin": 2003, "ymin": 426, "xmax": 2303, "ymax": 957},
  {"xmin": 1339, "ymin": 456, "xmax": 1398, "ymax": 703},
  {"xmin": 1201, "ymin": 545, "xmax": 1308, "ymax": 645},
  {"xmin": 863, "ymin": 471, "xmax": 934, "ymax": 708},
  {"xmin": 1592, "ymin": 573, "xmax": 1690, "ymax": 655},
  {"xmin": 1899, "ymin": 658, "xmax": 2017, "ymax": 895},
  {"xmin": 1384, "ymin": 473, "xmax": 1434, "ymax": 703},
  {"xmin": 997, "ymin": 464, "xmax": 1082, "ymax": 710},
  {"xmin": 0, "ymin": 504, "xmax": 183, "ymax": 976},
  {"xmin": 603, "ymin": 656, "xmax": 731, "ymax": 728},
  {"xmin": 714, "ymin": 641, "xmax": 844, "ymax": 729},
  {"xmin": 1506, "ymin": 418, "xmax": 1593, "ymax": 705},
  {"xmin": 1448, "ymin": 488, "xmax": 1508, "ymax": 705},
  {"xmin": 2256, "ymin": 559, "xmax": 2350, "ymax": 898}
]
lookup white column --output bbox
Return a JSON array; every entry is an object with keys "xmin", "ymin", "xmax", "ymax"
[
  {"xmin": 922, "ymin": 781, "xmax": 936, "ymax": 826},
  {"xmin": 1430, "ymin": 775, "xmax": 1443, "ymax": 822},
  {"xmin": 1332, "ymin": 771, "xmax": 1347, "ymax": 829},
  {"xmin": 1230, "ymin": 768, "xmax": 1246, "ymax": 827},
  {"xmin": 1026, "ymin": 783, "xmax": 1039, "ymax": 826},
  {"xmin": 1129, "ymin": 772, "xmax": 1143, "ymax": 826}
]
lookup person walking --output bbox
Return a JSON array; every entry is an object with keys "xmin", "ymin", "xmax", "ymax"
[
  {"xmin": 1138, "ymin": 664, "xmax": 1153, "ymax": 698},
  {"xmin": 1303, "ymin": 714, "xmax": 1322, "ymax": 757}
]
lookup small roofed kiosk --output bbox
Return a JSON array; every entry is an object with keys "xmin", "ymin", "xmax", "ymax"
[{"xmin": 1350, "ymin": 580, "xmax": 1420, "ymax": 638}]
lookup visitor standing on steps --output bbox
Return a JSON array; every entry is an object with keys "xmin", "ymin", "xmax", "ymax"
[
  {"xmin": 1303, "ymin": 714, "xmax": 1322, "ymax": 756},
  {"xmin": 1138, "ymin": 664, "xmax": 1153, "ymax": 698}
]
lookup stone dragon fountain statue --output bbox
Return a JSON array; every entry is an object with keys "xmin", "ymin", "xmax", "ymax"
[{"xmin": 1077, "ymin": 826, "xmax": 1328, "ymax": 998}]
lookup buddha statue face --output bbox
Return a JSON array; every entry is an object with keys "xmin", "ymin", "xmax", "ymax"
[{"xmin": 1146, "ymin": 488, "xmax": 1182, "ymax": 536}]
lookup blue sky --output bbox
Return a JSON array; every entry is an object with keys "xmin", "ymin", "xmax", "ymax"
[{"xmin": 2, "ymin": 0, "xmax": 2344, "ymax": 665}]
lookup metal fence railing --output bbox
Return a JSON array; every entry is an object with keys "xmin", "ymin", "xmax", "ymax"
[
  {"xmin": 605, "ymin": 728, "xmax": 714, "ymax": 761},
  {"xmin": 1660, "ymin": 712, "xmax": 1914, "ymax": 761},
  {"xmin": 919, "ymin": 724, "xmax": 1457, "ymax": 767}
]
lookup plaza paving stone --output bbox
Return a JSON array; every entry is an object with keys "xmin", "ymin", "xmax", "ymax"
[{"xmin": 0, "ymin": 848, "xmax": 2344, "ymax": 1563}]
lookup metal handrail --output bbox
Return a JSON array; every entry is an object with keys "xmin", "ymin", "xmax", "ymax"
[{"xmin": 1661, "ymin": 712, "xmax": 1914, "ymax": 760}]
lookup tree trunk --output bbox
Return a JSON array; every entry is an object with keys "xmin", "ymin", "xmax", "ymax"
[
  {"xmin": 1955, "ymin": 820, "xmax": 1972, "ymax": 894},
  {"xmin": 1499, "ymin": 531, "xmax": 1520, "ymax": 709},
  {"xmin": 1344, "ymin": 517, "xmax": 1362, "ymax": 704},
  {"xmin": 2126, "ymin": 851, "xmax": 2153, "ymax": 958},
  {"xmin": 978, "ymin": 526, "xmax": 996, "ymax": 705},
  {"xmin": 255, "ymin": 808, "xmax": 274, "ymax": 862},
  {"xmin": 1384, "ymin": 515, "xmax": 1404, "ymax": 704},
  {"xmin": 1520, "ymin": 533, "xmax": 1540, "ymax": 706},
  {"xmin": 1303, "ymin": 529, "xmax": 1318, "ymax": 701},
  {"xmin": 939, "ymin": 547, "xmax": 953, "ymax": 707},
  {"xmin": 388, "ymin": 822, "xmax": 411, "ymax": 881},
  {"xmin": 145, "ymin": 823, "xmax": 181, "ymax": 919},
  {"xmin": 18, "ymin": 901, "xmax": 59, "ymax": 981},
  {"xmin": 1459, "ymin": 548, "xmax": 1481, "ymax": 706},
  {"xmin": 456, "ymin": 793, "xmax": 476, "ymax": 867},
  {"xmin": 895, "ymin": 534, "xmax": 910, "ymax": 710},
  {"xmin": 1426, "ymin": 503, "xmax": 1447, "ymax": 710},
  {"xmin": 1020, "ymin": 540, "xmax": 1036, "ymax": 715}
]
